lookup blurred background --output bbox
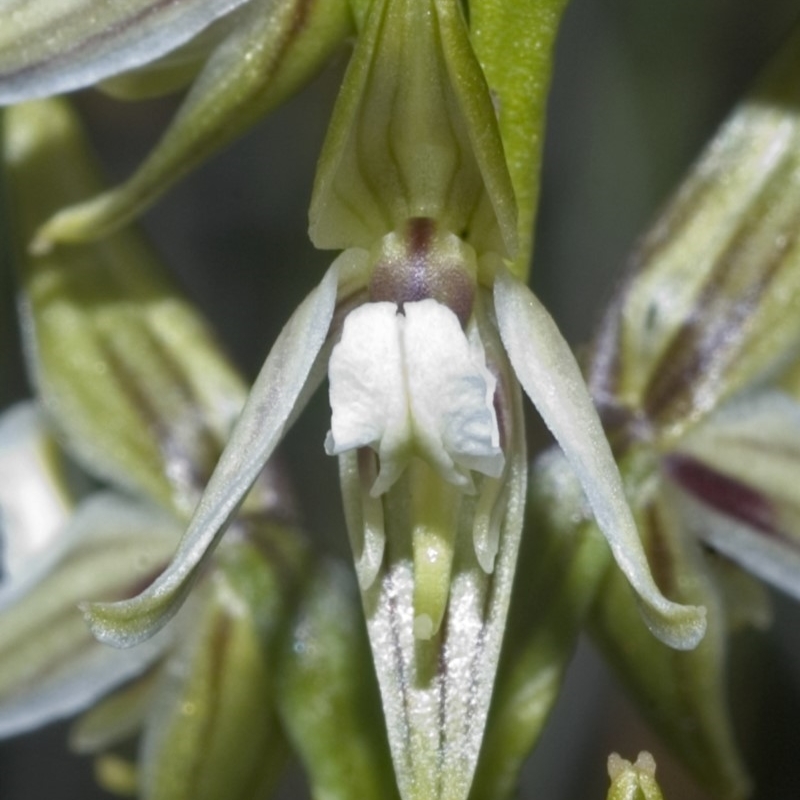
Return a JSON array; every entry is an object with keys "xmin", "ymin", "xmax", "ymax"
[{"xmin": 2, "ymin": 0, "xmax": 800, "ymax": 797}]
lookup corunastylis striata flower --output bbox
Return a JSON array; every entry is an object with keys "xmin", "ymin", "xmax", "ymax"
[{"xmin": 68, "ymin": 3, "xmax": 704, "ymax": 800}]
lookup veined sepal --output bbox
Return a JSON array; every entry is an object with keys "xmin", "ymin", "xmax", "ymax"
[
  {"xmin": 0, "ymin": 493, "xmax": 180, "ymax": 738},
  {"xmin": 589, "ymin": 29, "xmax": 800, "ymax": 447},
  {"xmin": 4, "ymin": 98, "xmax": 251, "ymax": 518},
  {"xmin": 309, "ymin": 0, "xmax": 517, "ymax": 257}
]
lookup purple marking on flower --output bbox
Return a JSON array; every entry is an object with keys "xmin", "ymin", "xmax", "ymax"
[{"xmin": 664, "ymin": 454, "xmax": 778, "ymax": 536}]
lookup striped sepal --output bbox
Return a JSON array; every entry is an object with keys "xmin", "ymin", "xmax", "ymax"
[
  {"xmin": 0, "ymin": 0, "xmax": 251, "ymax": 103},
  {"xmin": 589, "ymin": 33, "xmax": 800, "ymax": 448}
]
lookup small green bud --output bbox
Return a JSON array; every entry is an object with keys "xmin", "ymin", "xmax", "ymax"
[{"xmin": 606, "ymin": 752, "xmax": 664, "ymax": 800}]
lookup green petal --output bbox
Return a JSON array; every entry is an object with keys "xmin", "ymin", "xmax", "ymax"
[
  {"xmin": 590, "ymin": 490, "xmax": 750, "ymax": 800},
  {"xmin": 277, "ymin": 560, "xmax": 399, "ymax": 800},
  {"xmin": 5, "ymin": 98, "xmax": 250, "ymax": 517},
  {"xmin": 470, "ymin": 449, "xmax": 611, "ymax": 800},
  {"xmin": 34, "ymin": 0, "xmax": 353, "ymax": 247},
  {"xmin": 0, "ymin": 494, "xmax": 179, "ymax": 737},
  {"xmin": 588, "ymin": 30, "xmax": 800, "ymax": 445},
  {"xmin": 493, "ymin": 268, "xmax": 706, "ymax": 650},
  {"xmin": 82, "ymin": 257, "xmax": 349, "ymax": 648},
  {"xmin": 469, "ymin": 0, "xmax": 569, "ymax": 279},
  {"xmin": 0, "ymin": 0, "xmax": 252, "ymax": 104},
  {"xmin": 309, "ymin": 0, "xmax": 517, "ymax": 256}
]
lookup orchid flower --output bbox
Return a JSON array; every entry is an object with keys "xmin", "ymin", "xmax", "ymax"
[
  {"xmin": 572, "ymin": 35, "xmax": 800, "ymax": 799},
  {"xmin": 62, "ymin": 3, "xmax": 704, "ymax": 799}
]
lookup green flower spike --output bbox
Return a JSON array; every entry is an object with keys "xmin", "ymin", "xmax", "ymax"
[{"xmin": 80, "ymin": 4, "xmax": 703, "ymax": 800}]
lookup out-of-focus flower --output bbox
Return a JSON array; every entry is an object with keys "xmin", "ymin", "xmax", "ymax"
[{"xmin": 580, "ymin": 29, "xmax": 800, "ymax": 800}]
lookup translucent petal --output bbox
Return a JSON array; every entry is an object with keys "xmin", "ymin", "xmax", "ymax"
[
  {"xmin": 493, "ymin": 268, "xmax": 706, "ymax": 650},
  {"xmin": 0, "ymin": 0, "xmax": 253, "ymax": 104},
  {"xmin": 0, "ymin": 494, "xmax": 179, "ymax": 737},
  {"xmin": 83, "ymin": 258, "xmax": 348, "ymax": 647}
]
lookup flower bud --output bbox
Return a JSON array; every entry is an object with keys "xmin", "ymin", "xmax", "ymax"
[{"xmin": 606, "ymin": 752, "xmax": 664, "ymax": 800}]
